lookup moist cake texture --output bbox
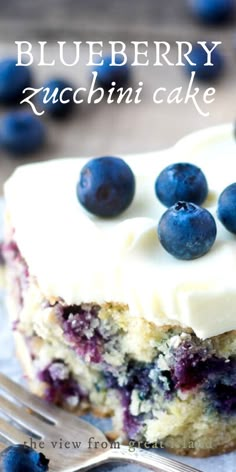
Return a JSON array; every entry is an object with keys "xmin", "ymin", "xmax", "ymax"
[{"xmin": 3, "ymin": 123, "xmax": 236, "ymax": 457}]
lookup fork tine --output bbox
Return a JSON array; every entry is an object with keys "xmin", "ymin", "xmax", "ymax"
[
  {"xmin": 0, "ymin": 394, "xmax": 53, "ymax": 438},
  {"xmin": 0, "ymin": 373, "xmax": 108, "ymax": 443},
  {"xmin": 0, "ymin": 373, "xmax": 65, "ymax": 424},
  {"xmin": 0, "ymin": 417, "xmax": 29, "ymax": 444}
]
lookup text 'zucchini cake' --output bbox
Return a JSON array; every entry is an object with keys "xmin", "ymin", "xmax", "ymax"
[{"xmin": 3, "ymin": 123, "xmax": 236, "ymax": 457}]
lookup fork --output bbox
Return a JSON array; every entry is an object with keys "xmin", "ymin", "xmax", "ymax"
[{"xmin": 0, "ymin": 373, "xmax": 201, "ymax": 472}]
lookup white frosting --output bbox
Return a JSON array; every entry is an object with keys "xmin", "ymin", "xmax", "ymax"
[{"xmin": 4, "ymin": 123, "xmax": 236, "ymax": 339}]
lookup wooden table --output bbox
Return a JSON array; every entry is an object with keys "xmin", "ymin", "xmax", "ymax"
[{"xmin": 0, "ymin": 0, "xmax": 235, "ymax": 192}]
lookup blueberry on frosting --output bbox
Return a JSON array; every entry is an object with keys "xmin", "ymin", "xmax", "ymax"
[
  {"xmin": 158, "ymin": 201, "xmax": 217, "ymax": 260},
  {"xmin": 0, "ymin": 445, "xmax": 49, "ymax": 472},
  {"xmin": 155, "ymin": 162, "xmax": 208, "ymax": 207},
  {"xmin": 77, "ymin": 156, "xmax": 135, "ymax": 217},
  {"xmin": 217, "ymin": 183, "xmax": 236, "ymax": 234}
]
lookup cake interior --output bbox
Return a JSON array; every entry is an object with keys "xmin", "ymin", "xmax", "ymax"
[{"xmin": 3, "ymin": 232, "xmax": 236, "ymax": 457}]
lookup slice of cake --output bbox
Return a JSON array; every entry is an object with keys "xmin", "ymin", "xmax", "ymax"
[{"xmin": 3, "ymin": 123, "xmax": 236, "ymax": 457}]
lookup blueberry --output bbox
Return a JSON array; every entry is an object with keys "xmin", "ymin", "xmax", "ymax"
[
  {"xmin": 126, "ymin": 360, "xmax": 153, "ymax": 398},
  {"xmin": 158, "ymin": 201, "xmax": 217, "ymax": 260},
  {"xmin": 92, "ymin": 54, "xmax": 130, "ymax": 91},
  {"xmin": 121, "ymin": 390, "xmax": 141, "ymax": 439},
  {"xmin": 185, "ymin": 44, "xmax": 224, "ymax": 81},
  {"xmin": 155, "ymin": 162, "xmax": 208, "ymax": 207},
  {"xmin": 39, "ymin": 360, "xmax": 82, "ymax": 403},
  {"xmin": 77, "ymin": 156, "xmax": 135, "ymax": 217},
  {"xmin": 57, "ymin": 304, "xmax": 103, "ymax": 363},
  {"xmin": 38, "ymin": 78, "xmax": 74, "ymax": 119},
  {"xmin": 217, "ymin": 183, "xmax": 236, "ymax": 233},
  {"xmin": 173, "ymin": 352, "xmax": 205, "ymax": 390},
  {"xmin": 206, "ymin": 383, "xmax": 236, "ymax": 414},
  {"xmin": 204, "ymin": 357, "xmax": 236, "ymax": 414},
  {"xmin": 0, "ymin": 444, "xmax": 49, "ymax": 472},
  {"xmin": 188, "ymin": 0, "xmax": 234, "ymax": 24},
  {"xmin": 0, "ymin": 111, "xmax": 46, "ymax": 155},
  {"xmin": 0, "ymin": 58, "xmax": 32, "ymax": 105}
]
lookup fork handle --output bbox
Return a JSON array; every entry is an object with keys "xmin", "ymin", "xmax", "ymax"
[{"xmin": 102, "ymin": 445, "xmax": 202, "ymax": 472}]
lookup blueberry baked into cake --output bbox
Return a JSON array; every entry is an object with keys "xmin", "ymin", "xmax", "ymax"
[{"xmin": 3, "ymin": 123, "xmax": 236, "ymax": 457}]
